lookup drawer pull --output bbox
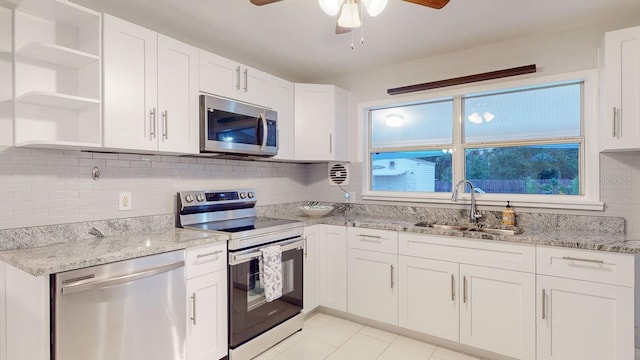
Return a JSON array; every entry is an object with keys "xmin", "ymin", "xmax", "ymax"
[
  {"xmin": 561, "ymin": 256, "xmax": 604, "ymax": 264},
  {"xmin": 196, "ymin": 249, "xmax": 224, "ymax": 259},
  {"xmin": 358, "ymin": 234, "xmax": 382, "ymax": 243}
]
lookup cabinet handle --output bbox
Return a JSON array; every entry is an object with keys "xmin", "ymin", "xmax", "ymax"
[
  {"xmin": 162, "ymin": 110, "xmax": 168, "ymax": 140},
  {"xmin": 561, "ymin": 256, "xmax": 604, "ymax": 264},
  {"xmin": 541, "ymin": 289, "xmax": 546, "ymax": 320},
  {"xmin": 303, "ymin": 235, "xmax": 308, "ymax": 258},
  {"xmin": 612, "ymin": 107, "xmax": 618, "ymax": 138},
  {"xmin": 150, "ymin": 108, "xmax": 157, "ymax": 139},
  {"xmin": 463, "ymin": 276, "xmax": 467, "ymax": 304},
  {"xmin": 451, "ymin": 274, "xmax": 455, "ymax": 301},
  {"xmin": 196, "ymin": 249, "xmax": 223, "ymax": 259},
  {"xmin": 358, "ymin": 234, "xmax": 381, "ymax": 243},
  {"xmin": 329, "ymin": 133, "xmax": 333, "ymax": 154},
  {"xmin": 190, "ymin": 293, "xmax": 197, "ymax": 325},
  {"xmin": 244, "ymin": 68, "xmax": 248, "ymax": 92},
  {"xmin": 390, "ymin": 264, "xmax": 394, "ymax": 289},
  {"xmin": 236, "ymin": 66, "xmax": 241, "ymax": 90}
]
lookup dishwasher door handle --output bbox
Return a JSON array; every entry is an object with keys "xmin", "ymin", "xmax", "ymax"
[{"xmin": 61, "ymin": 261, "xmax": 185, "ymax": 295}]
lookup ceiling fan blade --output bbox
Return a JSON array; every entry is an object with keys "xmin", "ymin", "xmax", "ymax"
[
  {"xmin": 249, "ymin": 0, "xmax": 282, "ymax": 5},
  {"xmin": 402, "ymin": 0, "xmax": 450, "ymax": 9}
]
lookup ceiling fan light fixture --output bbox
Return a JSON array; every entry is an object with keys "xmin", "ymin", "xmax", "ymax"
[
  {"xmin": 361, "ymin": 0, "xmax": 388, "ymax": 17},
  {"xmin": 337, "ymin": 1, "xmax": 362, "ymax": 28},
  {"xmin": 318, "ymin": 0, "xmax": 342, "ymax": 16}
]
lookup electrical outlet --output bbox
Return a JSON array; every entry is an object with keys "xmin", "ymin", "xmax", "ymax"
[
  {"xmin": 344, "ymin": 191, "xmax": 355, "ymax": 202},
  {"xmin": 119, "ymin": 192, "xmax": 132, "ymax": 211}
]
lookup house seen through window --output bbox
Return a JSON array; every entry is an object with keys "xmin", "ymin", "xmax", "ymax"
[{"xmin": 368, "ymin": 82, "xmax": 583, "ymax": 196}]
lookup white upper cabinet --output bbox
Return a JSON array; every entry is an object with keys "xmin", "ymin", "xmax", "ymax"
[
  {"xmin": 103, "ymin": 14, "xmax": 199, "ymax": 154},
  {"xmin": 0, "ymin": 6, "xmax": 13, "ymax": 147},
  {"xmin": 199, "ymin": 50, "xmax": 271, "ymax": 108},
  {"xmin": 13, "ymin": 0, "xmax": 101, "ymax": 148},
  {"xmin": 294, "ymin": 84, "xmax": 349, "ymax": 162},
  {"xmin": 601, "ymin": 26, "xmax": 640, "ymax": 151},
  {"xmin": 269, "ymin": 76, "xmax": 294, "ymax": 160},
  {"xmin": 157, "ymin": 34, "xmax": 199, "ymax": 153}
]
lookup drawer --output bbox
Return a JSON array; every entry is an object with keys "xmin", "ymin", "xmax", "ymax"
[
  {"xmin": 186, "ymin": 242, "xmax": 227, "ymax": 280},
  {"xmin": 399, "ymin": 233, "xmax": 535, "ymax": 273},
  {"xmin": 347, "ymin": 227, "xmax": 398, "ymax": 254},
  {"xmin": 536, "ymin": 246, "xmax": 635, "ymax": 287}
]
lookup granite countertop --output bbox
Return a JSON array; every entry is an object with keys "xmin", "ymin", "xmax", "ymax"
[
  {"xmin": 272, "ymin": 211, "xmax": 640, "ymax": 254},
  {"xmin": 0, "ymin": 223, "xmax": 228, "ymax": 277}
]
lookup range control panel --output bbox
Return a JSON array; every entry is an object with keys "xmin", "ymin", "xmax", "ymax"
[{"xmin": 178, "ymin": 189, "xmax": 256, "ymax": 207}]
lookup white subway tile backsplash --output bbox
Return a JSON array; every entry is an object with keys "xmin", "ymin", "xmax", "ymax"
[{"xmin": 0, "ymin": 149, "xmax": 309, "ymax": 230}]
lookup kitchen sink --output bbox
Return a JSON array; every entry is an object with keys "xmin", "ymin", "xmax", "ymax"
[
  {"xmin": 414, "ymin": 222, "xmax": 468, "ymax": 231},
  {"xmin": 472, "ymin": 228, "xmax": 521, "ymax": 236},
  {"xmin": 414, "ymin": 221, "xmax": 522, "ymax": 235}
]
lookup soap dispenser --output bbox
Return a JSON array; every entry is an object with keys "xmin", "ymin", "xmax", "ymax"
[{"xmin": 501, "ymin": 201, "xmax": 516, "ymax": 226}]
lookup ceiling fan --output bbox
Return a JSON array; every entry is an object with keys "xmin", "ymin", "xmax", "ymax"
[{"xmin": 250, "ymin": 0, "xmax": 451, "ymax": 34}]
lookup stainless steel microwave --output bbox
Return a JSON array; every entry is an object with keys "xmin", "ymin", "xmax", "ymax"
[{"xmin": 200, "ymin": 95, "xmax": 278, "ymax": 156}]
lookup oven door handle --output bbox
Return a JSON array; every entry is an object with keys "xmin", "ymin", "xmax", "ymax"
[{"xmin": 229, "ymin": 237, "xmax": 304, "ymax": 265}]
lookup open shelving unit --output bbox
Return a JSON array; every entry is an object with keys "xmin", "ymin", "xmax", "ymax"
[{"xmin": 13, "ymin": 0, "xmax": 102, "ymax": 148}]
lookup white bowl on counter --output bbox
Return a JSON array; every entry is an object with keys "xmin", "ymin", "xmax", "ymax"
[{"xmin": 299, "ymin": 205, "xmax": 334, "ymax": 217}]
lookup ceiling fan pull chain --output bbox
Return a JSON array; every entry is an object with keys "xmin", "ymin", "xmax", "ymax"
[{"xmin": 360, "ymin": 2, "xmax": 365, "ymax": 44}]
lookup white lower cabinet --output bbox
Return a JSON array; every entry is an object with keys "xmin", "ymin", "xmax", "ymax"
[
  {"xmin": 348, "ymin": 249, "xmax": 398, "ymax": 325},
  {"xmin": 398, "ymin": 255, "xmax": 459, "ymax": 342},
  {"xmin": 185, "ymin": 243, "xmax": 228, "ymax": 360},
  {"xmin": 303, "ymin": 225, "xmax": 320, "ymax": 314},
  {"xmin": 536, "ymin": 246, "xmax": 636, "ymax": 360},
  {"xmin": 398, "ymin": 232, "xmax": 536, "ymax": 360},
  {"xmin": 317, "ymin": 225, "xmax": 348, "ymax": 312},
  {"xmin": 459, "ymin": 264, "xmax": 536, "ymax": 360},
  {"xmin": 537, "ymin": 275, "xmax": 634, "ymax": 360}
]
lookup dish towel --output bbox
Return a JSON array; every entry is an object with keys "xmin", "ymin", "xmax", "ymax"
[{"xmin": 259, "ymin": 245, "xmax": 283, "ymax": 302}]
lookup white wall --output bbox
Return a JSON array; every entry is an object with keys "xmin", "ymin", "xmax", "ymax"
[{"xmin": 0, "ymin": 147, "xmax": 309, "ymax": 230}]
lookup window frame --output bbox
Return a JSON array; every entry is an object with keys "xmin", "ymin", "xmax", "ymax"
[{"xmin": 360, "ymin": 70, "xmax": 603, "ymax": 211}]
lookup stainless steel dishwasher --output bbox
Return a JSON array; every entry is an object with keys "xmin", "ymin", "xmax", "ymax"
[{"xmin": 51, "ymin": 250, "xmax": 186, "ymax": 360}]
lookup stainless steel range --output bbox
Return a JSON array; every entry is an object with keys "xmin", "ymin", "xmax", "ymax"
[{"xmin": 177, "ymin": 189, "xmax": 304, "ymax": 360}]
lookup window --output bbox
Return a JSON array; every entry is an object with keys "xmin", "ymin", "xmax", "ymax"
[{"xmin": 363, "ymin": 71, "xmax": 601, "ymax": 210}]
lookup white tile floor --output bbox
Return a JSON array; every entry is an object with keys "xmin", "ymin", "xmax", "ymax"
[{"xmin": 252, "ymin": 313, "xmax": 489, "ymax": 360}]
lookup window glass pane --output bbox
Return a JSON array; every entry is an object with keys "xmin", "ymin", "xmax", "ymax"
[
  {"xmin": 464, "ymin": 144, "xmax": 580, "ymax": 195},
  {"xmin": 464, "ymin": 83, "xmax": 581, "ymax": 143},
  {"xmin": 371, "ymin": 100, "xmax": 453, "ymax": 149},
  {"xmin": 371, "ymin": 151, "xmax": 452, "ymax": 192}
]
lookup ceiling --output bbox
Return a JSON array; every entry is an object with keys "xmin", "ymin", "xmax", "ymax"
[{"xmin": 70, "ymin": 0, "xmax": 640, "ymax": 82}]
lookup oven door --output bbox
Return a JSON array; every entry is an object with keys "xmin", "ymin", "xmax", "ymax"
[{"xmin": 228, "ymin": 237, "xmax": 303, "ymax": 349}]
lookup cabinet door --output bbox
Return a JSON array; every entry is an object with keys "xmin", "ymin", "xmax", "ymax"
[
  {"xmin": 103, "ymin": 14, "xmax": 157, "ymax": 151},
  {"xmin": 318, "ymin": 225, "xmax": 347, "ymax": 312},
  {"xmin": 242, "ymin": 66, "xmax": 271, "ymax": 107},
  {"xmin": 398, "ymin": 255, "xmax": 459, "ymax": 342},
  {"xmin": 537, "ymin": 275, "xmax": 634, "ymax": 360},
  {"xmin": 294, "ymin": 84, "xmax": 334, "ymax": 161},
  {"xmin": 199, "ymin": 49, "xmax": 239, "ymax": 100},
  {"xmin": 348, "ymin": 249, "xmax": 398, "ymax": 325},
  {"xmin": 186, "ymin": 271, "xmax": 228, "ymax": 360},
  {"xmin": 157, "ymin": 34, "xmax": 199, "ymax": 154},
  {"xmin": 270, "ymin": 76, "xmax": 295, "ymax": 160},
  {"xmin": 602, "ymin": 26, "xmax": 640, "ymax": 151},
  {"xmin": 303, "ymin": 225, "xmax": 320, "ymax": 314},
  {"xmin": 459, "ymin": 265, "xmax": 535, "ymax": 360}
]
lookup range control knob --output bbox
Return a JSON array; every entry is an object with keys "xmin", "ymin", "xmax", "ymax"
[
  {"xmin": 248, "ymin": 192, "xmax": 254, "ymax": 199},
  {"xmin": 239, "ymin": 192, "xmax": 247, "ymax": 199},
  {"xmin": 185, "ymin": 194, "xmax": 194, "ymax": 203},
  {"xmin": 196, "ymin": 194, "xmax": 205, "ymax": 202}
]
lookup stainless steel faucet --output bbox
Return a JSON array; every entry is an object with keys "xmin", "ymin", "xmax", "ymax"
[{"xmin": 452, "ymin": 180, "xmax": 482, "ymax": 223}]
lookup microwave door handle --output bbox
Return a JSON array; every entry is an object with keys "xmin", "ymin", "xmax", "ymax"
[{"xmin": 259, "ymin": 112, "xmax": 268, "ymax": 151}]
